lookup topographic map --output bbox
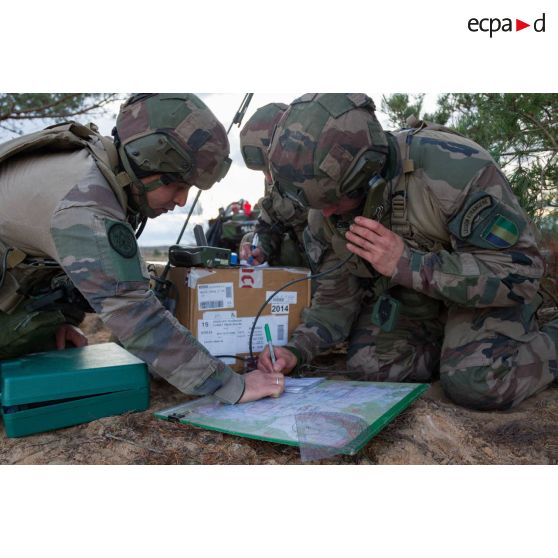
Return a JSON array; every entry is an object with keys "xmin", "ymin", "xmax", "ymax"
[{"xmin": 155, "ymin": 380, "xmax": 428, "ymax": 456}]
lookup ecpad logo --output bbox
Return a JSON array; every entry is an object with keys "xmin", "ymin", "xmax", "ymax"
[{"xmin": 468, "ymin": 13, "xmax": 546, "ymax": 37}]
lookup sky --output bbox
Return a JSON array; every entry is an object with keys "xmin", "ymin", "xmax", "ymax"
[
  {"xmin": 88, "ymin": 92, "xmax": 440, "ymax": 246},
  {"xmin": 2, "ymin": 92, "xmax": 439, "ymax": 246}
]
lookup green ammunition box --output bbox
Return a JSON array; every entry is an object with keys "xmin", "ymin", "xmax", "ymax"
[{"xmin": 0, "ymin": 342, "xmax": 149, "ymax": 438}]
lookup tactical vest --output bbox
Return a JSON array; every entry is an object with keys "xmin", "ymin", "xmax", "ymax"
[
  {"xmin": 0, "ymin": 122, "xmax": 133, "ymax": 314},
  {"xmin": 389, "ymin": 116, "xmax": 461, "ymax": 251},
  {"xmin": 323, "ymin": 119, "xmax": 463, "ymax": 320}
]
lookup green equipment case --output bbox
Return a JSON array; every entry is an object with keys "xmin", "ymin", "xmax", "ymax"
[{"xmin": 0, "ymin": 342, "xmax": 149, "ymax": 438}]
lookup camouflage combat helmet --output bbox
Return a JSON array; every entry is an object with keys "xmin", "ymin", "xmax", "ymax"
[
  {"xmin": 240, "ymin": 102, "xmax": 288, "ymax": 173},
  {"xmin": 268, "ymin": 93, "xmax": 388, "ymax": 209},
  {"xmin": 114, "ymin": 93, "xmax": 231, "ymax": 217}
]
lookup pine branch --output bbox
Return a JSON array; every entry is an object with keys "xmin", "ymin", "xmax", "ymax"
[
  {"xmin": 518, "ymin": 110, "xmax": 558, "ymax": 151},
  {"xmin": 0, "ymin": 94, "xmax": 120, "ymax": 123},
  {"xmin": 1, "ymin": 93, "xmax": 78, "ymax": 120}
]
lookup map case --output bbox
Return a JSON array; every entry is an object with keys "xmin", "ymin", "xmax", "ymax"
[{"xmin": 155, "ymin": 380, "xmax": 428, "ymax": 455}]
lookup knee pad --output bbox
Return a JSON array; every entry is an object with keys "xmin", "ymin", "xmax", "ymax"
[{"xmin": 440, "ymin": 367, "xmax": 515, "ymax": 411}]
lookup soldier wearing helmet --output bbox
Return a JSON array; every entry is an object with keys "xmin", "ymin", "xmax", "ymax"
[
  {"xmin": 0, "ymin": 93, "xmax": 284, "ymax": 403},
  {"xmin": 258, "ymin": 93, "xmax": 558, "ymax": 410},
  {"xmin": 239, "ymin": 102, "xmax": 309, "ymax": 267}
]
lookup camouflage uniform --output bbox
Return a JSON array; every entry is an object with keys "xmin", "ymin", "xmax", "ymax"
[
  {"xmin": 256, "ymin": 187, "xmax": 309, "ymax": 267},
  {"xmin": 240, "ymin": 102, "xmax": 309, "ymax": 267},
  {"xmin": 269, "ymin": 93, "xmax": 558, "ymax": 411},
  {"xmin": 0, "ymin": 94, "xmax": 245, "ymax": 404}
]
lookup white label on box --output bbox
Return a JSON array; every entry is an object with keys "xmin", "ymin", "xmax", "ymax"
[
  {"xmin": 197, "ymin": 315, "xmax": 289, "ymax": 356},
  {"xmin": 238, "ymin": 268, "xmax": 263, "ymax": 289},
  {"xmin": 270, "ymin": 303, "xmax": 290, "ymax": 315},
  {"xmin": 265, "ymin": 291, "xmax": 298, "ymax": 305},
  {"xmin": 197, "ymin": 282, "xmax": 234, "ymax": 311},
  {"xmin": 188, "ymin": 268, "xmax": 216, "ymax": 288},
  {"xmin": 202, "ymin": 310, "xmax": 237, "ymax": 320}
]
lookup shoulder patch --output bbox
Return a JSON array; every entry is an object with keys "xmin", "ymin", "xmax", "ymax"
[
  {"xmin": 449, "ymin": 192, "xmax": 525, "ymax": 250},
  {"xmin": 108, "ymin": 222, "xmax": 138, "ymax": 258},
  {"xmin": 460, "ymin": 195, "xmax": 493, "ymax": 237},
  {"xmin": 482, "ymin": 215, "xmax": 519, "ymax": 249}
]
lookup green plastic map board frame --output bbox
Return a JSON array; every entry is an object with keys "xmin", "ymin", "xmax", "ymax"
[{"xmin": 155, "ymin": 380, "xmax": 429, "ymax": 455}]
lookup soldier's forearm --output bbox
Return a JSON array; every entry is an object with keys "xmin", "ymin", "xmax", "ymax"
[
  {"xmin": 286, "ymin": 333, "xmax": 320, "ymax": 365},
  {"xmin": 288, "ymin": 289, "xmax": 364, "ymax": 362},
  {"xmin": 99, "ymin": 292, "xmax": 244, "ymax": 403},
  {"xmin": 392, "ymin": 245, "xmax": 542, "ymax": 307},
  {"xmin": 287, "ymin": 324, "xmax": 340, "ymax": 365},
  {"xmin": 51, "ymin": 198, "xmax": 245, "ymax": 403},
  {"xmin": 286, "ymin": 247, "xmax": 365, "ymax": 358}
]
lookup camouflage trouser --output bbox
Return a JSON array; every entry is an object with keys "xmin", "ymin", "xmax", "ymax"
[
  {"xmin": 347, "ymin": 296, "xmax": 557, "ymax": 410},
  {"xmin": 347, "ymin": 299, "xmax": 445, "ymax": 383},
  {"xmin": 0, "ymin": 306, "xmax": 85, "ymax": 360},
  {"xmin": 441, "ymin": 304, "xmax": 557, "ymax": 410}
]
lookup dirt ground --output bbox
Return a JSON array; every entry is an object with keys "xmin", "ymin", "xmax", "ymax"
[{"xmin": 1, "ymin": 313, "xmax": 557, "ymax": 465}]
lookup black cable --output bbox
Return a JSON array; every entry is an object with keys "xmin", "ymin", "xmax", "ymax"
[
  {"xmin": 135, "ymin": 217, "xmax": 148, "ymax": 239},
  {"xmin": 214, "ymin": 354, "xmax": 250, "ymax": 362},
  {"xmin": 248, "ymin": 254, "xmax": 355, "ymax": 360}
]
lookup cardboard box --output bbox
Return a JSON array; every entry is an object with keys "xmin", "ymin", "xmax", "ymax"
[{"xmin": 164, "ymin": 266, "xmax": 311, "ymax": 368}]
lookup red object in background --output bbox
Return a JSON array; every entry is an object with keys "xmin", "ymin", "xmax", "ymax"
[{"xmin": 243, "ymin": 201, "xmax": 252, "ymax": 217}]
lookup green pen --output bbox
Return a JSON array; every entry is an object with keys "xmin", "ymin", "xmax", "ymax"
[{"xmin": 264, "ymin": 323, "xmax": 277, "ymax": 366}]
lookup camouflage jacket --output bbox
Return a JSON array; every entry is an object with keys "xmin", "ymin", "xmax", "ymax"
[
  {"xmin": 255, "ymin": 183, "xmax": 309, "ymax": 264},
  {"xmin": 0, "ymin": 139, "xmax": 244, "ymax": 403},
  {"xmin": 287, "ymin": 127, "xmax": 544, "ymax": 364}
]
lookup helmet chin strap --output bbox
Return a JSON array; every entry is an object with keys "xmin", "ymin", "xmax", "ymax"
[{"xmin": 117, "ymin": 144, "xmax": 158, "ymax": 219}]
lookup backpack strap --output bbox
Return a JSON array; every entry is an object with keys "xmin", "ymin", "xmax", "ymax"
[
  {"xmin": 390, "ymin": 118, "xmax": 455, "ymax": 250},
  {"xmin": 85, "ymin": 128, "xmax": 133, "ymax": 211},
  {"xmin": 390, "ymin": 125, "xmax": 422, "ymax": 238}
]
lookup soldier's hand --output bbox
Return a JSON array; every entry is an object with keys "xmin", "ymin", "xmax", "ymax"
[
  {"xmin": 238, "ymin": 369, "xmax": 285, "ymax": 402},
  {"xmin": 240, "ymin": 244, "xmax": 267, "ymax": 265},
  {"xmin": 258, "ymin": 346, "xmax": 297, "ymax": 375},
  {"xmin": 55, "ymin": 324, "xmax": 89, "ymax": 350},
  {"xmin": 248, "ymin": 247, "xmax": 267, "ymax": 266},
  {"xmin": 345, "ymin": 216, "xmax": 405, "ymax": 277}
]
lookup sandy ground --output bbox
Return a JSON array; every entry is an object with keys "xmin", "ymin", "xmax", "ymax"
[{"xmin": 1, "ymin": 313, "xmax": 557, "ymax": 465}]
